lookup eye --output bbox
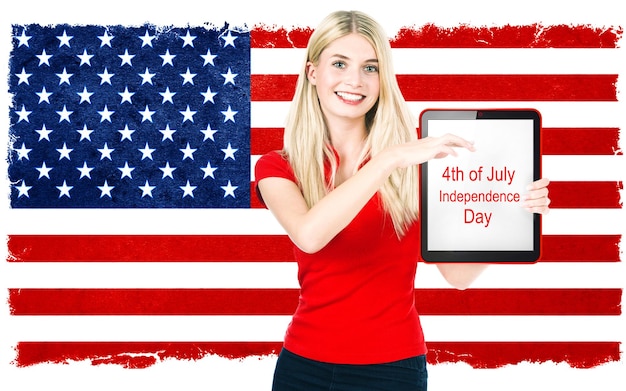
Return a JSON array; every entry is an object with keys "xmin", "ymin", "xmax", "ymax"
[
  {"xmin": 364, "ymin": 64, "xmax": 378, "ymax": 73},
  {"xmin": 332, "ymin": 60, "xmax": 346, "ymax": 69}
]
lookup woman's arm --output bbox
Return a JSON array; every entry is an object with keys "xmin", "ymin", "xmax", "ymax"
[
  {"xmin": 435, "ymin": 177, "xmax": 552, "ymax": 289},
  {"xmin": 258, "ymin": 134, "xmax": 475, "ymax": 254}
]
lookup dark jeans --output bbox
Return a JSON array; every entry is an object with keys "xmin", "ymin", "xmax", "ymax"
[{"xmin": 272, "ymin": 348, "xmax": 428, "ymax": 391}]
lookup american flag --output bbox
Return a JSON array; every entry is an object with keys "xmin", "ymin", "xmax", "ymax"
[{"xmin": 4, "ymin": 17, "xmax": 625, "ymax": 390}]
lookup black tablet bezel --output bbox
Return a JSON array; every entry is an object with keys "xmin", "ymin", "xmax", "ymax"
[{"xmin": 419, "ymin": 109, "xmax": 542, "ymax": 263}]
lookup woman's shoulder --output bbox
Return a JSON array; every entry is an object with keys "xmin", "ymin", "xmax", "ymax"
[{"xmin": 254, "ymin": 150, "xmax": 295, "ymax": 182}]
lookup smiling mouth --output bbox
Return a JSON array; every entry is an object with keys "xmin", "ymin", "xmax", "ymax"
[{"xmin": 336, "ymin": 91, "xmax": 365, "ymax": 102}]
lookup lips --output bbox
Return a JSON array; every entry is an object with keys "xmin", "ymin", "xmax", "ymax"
[{"xmin": 336, "ymin": 91, "xmax": 365, "ymax": 102}]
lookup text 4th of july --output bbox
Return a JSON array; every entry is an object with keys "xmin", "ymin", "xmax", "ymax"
[{"xmin": 439, "ymin": 166, "xmax": 521, "ymax": 228}]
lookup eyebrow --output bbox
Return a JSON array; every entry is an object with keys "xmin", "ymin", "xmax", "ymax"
[{"xmin": 330, "ymin": 54, "xmax": 378, "ymax": 63}]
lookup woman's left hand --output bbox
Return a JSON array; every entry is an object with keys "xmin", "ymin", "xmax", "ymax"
[{"xmin": 523, "ymin": 178, "xmax": 551, "ymax": 214}]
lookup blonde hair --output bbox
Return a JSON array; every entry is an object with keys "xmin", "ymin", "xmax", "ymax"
[{"xmin": 283, "ymin": 10, "xmax": 419, "ymax": 236}]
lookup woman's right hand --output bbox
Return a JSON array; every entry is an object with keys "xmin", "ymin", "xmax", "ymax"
[{"xmin": 389, "ymin": 133, "xmax": 476, "ymax": 169}]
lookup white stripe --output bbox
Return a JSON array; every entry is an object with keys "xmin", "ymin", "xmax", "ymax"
[
  {"xmin": 7, "ymin": 315, "xmax": 622, "ymax": 342},
  {"xmin": 251, "ymin": 101, "xmax": 624, "ymax": 128},
  {"xmin": 252, "ymin": 48, "xmax": 622, "ymax": 75},
  {"xmin": 5, "ymin": 208, "xmax": 624, "ymax": 235},
  {"xmin": 252, "ymin": 154, "xmax": 626, "ymax": 181},
  {"xmin": 5, "ymin": 261, "xmax": 624, "ymax": 290},
  {"xmin": 5, "ymin": 261, "xmax": 624, "ymax": 289}
]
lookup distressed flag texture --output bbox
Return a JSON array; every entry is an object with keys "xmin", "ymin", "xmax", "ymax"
[{"xmin": 3, "ymin": 11, "xmax": 625, "ymax": 391}]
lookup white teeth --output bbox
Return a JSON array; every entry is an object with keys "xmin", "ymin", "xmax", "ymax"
[{"xmin": 336, "ymin": 91, "xmax": 363, "ymax": 101}]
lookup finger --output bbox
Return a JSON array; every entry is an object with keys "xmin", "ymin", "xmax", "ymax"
[
  {"xmin": 524, "ymin": 187, "xmax": 549, "ymax": 201},
  {"xmin": 526, "ymin": 177, "xmax": 550, "ymax": 191},
  {"xmin": 523, "ymin": 195, "xmax": 551, "ymax": 209},
  {"xmin": 442, "ymin": 134, "xmax": 476, "ymax": 151}
]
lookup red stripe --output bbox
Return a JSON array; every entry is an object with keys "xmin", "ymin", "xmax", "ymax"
[
  {"xmin": 6, "ymin": 235, "xmax": 294, "ymax": 262},
  {"xmin": 251, "ymin": 74, "xmax": 618, "ymax": 102},
  {"xmin": 9, "ymin": 288, "xmax": 622, "ymax": 316},
  {"xmin": 7, "ymin": 234, "xmax": 621, "ymax": 262},
  {"xmin": 542, "ymin": 127, "xmax": 622, "ymax": 155},
  {"xmin": 251, "ymin": 128, "xmax": 623, "ymax": 156},
  {"xmin": 13, "ymin": 341, "xmax": 620, "ymax": 369},
  {"xmin": 549, "ymin": 181, "xmax": 623, "ymax": 208},
  {"xmin": 251, "ymin": 25, "xmax": 623, "ymax": 48},
  {"xmin": 427, "ymin": 341, "xmax": 621, "ymax": 369}
]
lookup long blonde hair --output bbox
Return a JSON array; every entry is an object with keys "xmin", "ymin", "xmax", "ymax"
[{"xmin": 283, "ymin": 10, "xmax": 419, "ymax": 236}]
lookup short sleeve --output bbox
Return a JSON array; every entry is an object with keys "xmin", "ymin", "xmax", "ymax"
[
  {"xmin": 254, "ymin": 150, "xmax": 297, "ymax": 183},
  {"xmin": 254, "ymin": 151, "xmax": 297, "ymax": 207}
]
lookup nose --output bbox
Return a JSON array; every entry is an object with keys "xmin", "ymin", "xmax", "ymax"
[{"xmin": 344, "ymin": 67, "xmax": 362, "ymax": 88}]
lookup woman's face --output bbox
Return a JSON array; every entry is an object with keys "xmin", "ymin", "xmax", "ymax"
[{"xmin": 307, "ymin": 33, "xmax": 380, "ymax": 128}]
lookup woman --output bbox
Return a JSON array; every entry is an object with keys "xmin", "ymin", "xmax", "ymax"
[{"xmin": 255, "ymin": 10, "xmax": 550, "ymax": 391}]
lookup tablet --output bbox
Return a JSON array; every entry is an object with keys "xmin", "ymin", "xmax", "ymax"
[{"xmin": 419, "ymin": 109, "xmax": 541, "ymax": 263}]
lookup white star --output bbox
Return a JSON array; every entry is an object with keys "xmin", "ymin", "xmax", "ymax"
[
  {"xmin": 118, "ymin": 49, "xmax": 135, "ymax": 66},
  {"xmin": 98, "ymin": 68, "xmax": 114, "ymax": 85},
  {"xmin": 159, "ymin": 162, "xmax": 176, "ymax": 179},
  {"xmin": 16, "ymin": 181, "xmax": 32, "ymax": 198},
  {"xmin": 36, "ymin": 162, "xmax": 53, "ymax": 179},
  {"xmin": 56, "ymin": 67, "xmax": 73, "ymax": 85},
  {"xmin": 221, "ymin": 180, "xmax": 238, "ymax": 198},
  {"xmin": 36, "ymin": 124, "xmax": 53, "ymax": 141},
  {"xmin": 139, "ymin": 180, "xmax": 156, "ymax": 198},
  {"xmin": 221, "ymin": 67, "xmax": 237, "ymax": 85},
  {"xmin": 139, "ymin": 106, "xmax": 155, "ymax": 123},
  {"xmin": 221, "ymin": 143, "xmax": 238, "ymax": 160},
  {"xmin": 139, "ymin": 30, "xmax": 155, "ymax": 47},
  {"xmin": 15, "ymin": 143, "xmax": 31, "ymax": 160},
  {"xmin": 181, "ymin": 30, "xmax": 196, "ymax": 47},
  {"xmin": 201, "ymin": 161, "xmax": 217, "ymax": 179},
  {"xmin": 180, "ymin": 67, "xmax": 196, "ymax": 85},
  {"xmin": 139, "ymin": 68, "xmax": 156, "ymax": 85},
  {"xmin": 77, "ymin": 49, "xmax": 94, "ymax": 66},
  {"xmin": 201, "ymin": 123, "xmax": 218, "ymax": 141},
  {"xmin": 16, "ymin": 105, "xmax": 32, "ymax": 123},
  {"xmin": 201, "ymin": 86, "xmax": 217, "ymax": 103},
  {"xmin": 98, "ymin": 105, "xmax": 114, "ymax": 122},
  {"xmin": 118, "ymin": 161, "xmax": 135, "ymax": 179},
  {"xmin": 180, "ymin": 142, "xmax": 197, "ymax": 160},
  {"xmin": 118, "ymin": 86, "xmax": 135, "ymax": 104},
  {"xmin": 77, "ymin": 86, "xmax": 94, "ymax": 104},
  {"xmin": 139, "ymin": 142, "xmax": 156, "ymax": 160},
  {"xmin": 98, "ymin": 30, "xmax": 114, "ymax": 47},
  {"xmin": 159, "ymin": 87, "xmax": 176, "ymax": 104},
  {"xmin": 56, "ymin": 142, "xmax": 73, "ymax": 160},
  {"xmin": 201, "ymin": 48, "xmax": 217, "ymax": 66},
  {"xmin": 36, "ymin": 49, "xmax": 52, "ymax": 66},
  {"xmin": 16, "ymin": 30, "xmax": 31, "ymax": 47},
  {"xmin": 56, "ymin": 105, "xmax": 73, "ymax": 123},
  {"xmin": 56, "ymin": 180, "xmax": 73, "ymax": 198},
  {"xmin": 159, "ymin": 124, "xmax": 176, "ymax": 142},
  {"xmin": 98, "ymin": 143, "xmax": 114, "ymax": 160},
  {"xmin": 180, "ymin": 180, "xmax": 197, "ymax": 198},
  {"xmin": 77, "ymin": 124, "xmax": 94, "ymax": 141},
  {"xmin": 57, "ymin": 30, "xmax": 73, "ymax": 47},
  {"xmin": 98, "ymin": 180, "xmax": 115, "ymax": 198},
  {"xmin": 221, "ymin": 31, "xmax": 238, "ymax": 48},
  {"xmin": 118, "ymin": 124, "xmax": 135, "ymax": 141},
  {"xmin": 160, "ymin": 49, "xmax": 176, "ymax": 66},
  {"xmin": 76, "ymin": 161, "xmax": 94, "ymax": 179},
  {"xmin": 16, "ymin": 68, "xmax": 32, "ymax": 85},
  {"xmin": 221, "ymin": 105, "xmax": 237, "ymax": 123},
  {"xmin": 37, "ymin": 87, "xmax": 53, "ymax": 104},
  {"xmin": 180, "ymin": 105, "xmax": 196, "ymax": 123}
]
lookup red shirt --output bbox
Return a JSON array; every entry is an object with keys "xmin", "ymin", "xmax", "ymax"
[{"xmin": 255, "ymin": 150, "xmax": 427, "ymax": 364}]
